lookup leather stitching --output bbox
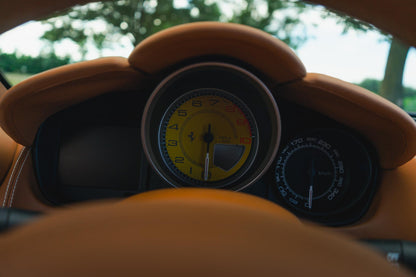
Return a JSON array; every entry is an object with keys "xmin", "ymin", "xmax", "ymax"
[
  {"xmin": 9, "ymin": 148, "xmax": 31, "ymax": 208},
  {"xmin": 2, "ymin": 147, "xmax": 26, "ymax": 207}
]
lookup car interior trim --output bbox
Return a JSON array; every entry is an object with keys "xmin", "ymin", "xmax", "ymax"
[
  {"xmin": 8, "ymin": 148, "xmax": 31, "ymax": 208},
  {"xmin": 1, "ymin": 146, "xmax": 26, "ymax": 208},
  {"xmin": 0, "ymin": 57, "xmax": 145, "ymax": 146},
  {"xmin": 307, "ymin": 0, "xmax": 416, "ymax": 47},
  {"xmin": 1, "ymin": 33, "xmax": 414, "ymax": 172},
  {"xmin": 0, "ymin": 127, "xmax": 17, "ymax": 184},
  {"xmin": 128, "ymin": 22, "xmax": 306, "ymax": 85},
  {"xmin": 0, "ymin": 188, "xmax": 412, "ymax": 277},
  {"xmin": 331, "ymin": 158, "xmax": 416, "ymax": 241},
  {"xmin": 125, "ymin": 188, "xmax": 301, "ymax": 224},
  {"xmin": 0, "ymin": 0, "xmax": 91, "ymax": 35},
  {"xmin": 0, "ymin": 146, "xmax": 51, "ymax": 212},
  {"xmin": 0, "ymin": 81, "xmax": 8, "ymax": 96},
  {"xmin": 1, "ymin": 0, "xmax": 416, "ymax": 274},
  {"xmin": 277, "ymin": 73, "xmax": 416, "ymax": 169}
]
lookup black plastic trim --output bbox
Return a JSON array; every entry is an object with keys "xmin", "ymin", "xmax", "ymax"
[{"xmin": 0, "ymin": 71, "xmax": 11, "ymax": 89}]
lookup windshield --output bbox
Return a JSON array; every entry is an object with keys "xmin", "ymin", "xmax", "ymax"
[{"xmin": 0, "ymin": 0, "xmax": 414, "ymax": 112}]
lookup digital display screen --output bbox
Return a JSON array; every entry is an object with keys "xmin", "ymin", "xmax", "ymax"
[{"xmin": 58, "ymin": 125, "xmax": 141, "ymax": 190}]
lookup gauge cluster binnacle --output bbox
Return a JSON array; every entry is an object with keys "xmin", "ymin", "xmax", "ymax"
[
  {"xmin": 142, "ymin": 62, "xmax": 281, "ymax": 190},
  {"xmin": 33, "ymin": 60, "xmax": 380, "ymax": 227}
]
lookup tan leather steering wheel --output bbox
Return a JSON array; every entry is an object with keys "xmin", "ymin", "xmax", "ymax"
[{"xmin": 0, "ymin": 189, "xmax": 411, "ymax": 276}]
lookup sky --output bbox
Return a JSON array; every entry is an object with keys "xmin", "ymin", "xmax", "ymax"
[{"xmin": 0, "ymin": 7, "xmax": 415, "ymax": 88}]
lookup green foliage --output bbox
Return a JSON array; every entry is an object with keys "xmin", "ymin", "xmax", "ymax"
[
  {"xmin": 357, "ymin": 78, "xmax": 416, "ymax": 111},
  {"xmin": 357, "ymin": 78, "xmax": 381, "ymax": 94},
  {"xmin": 40, "ymin": 0, "xmax": 309, "ymax": 59},
  {"xmin": 403, "ymin": 86, "xmax": 416, "ymax": 98},
  {"xmin": 403, "ymin": 98, "xmax": 416, "ymax": 113},
  {"xmin": 227, "ymin": 0, "xmax": 308, "ymax": 48},
  {"xmin": 41, "ymin": 0, "xmax": 221, "ymax": 59},
  {"xmin": 358, "ymin": 78, "xmax": 416, "ymax": 98},
  {"xmin": 0, "ymin": 51, "xmax": 71, "ymax": 74}
]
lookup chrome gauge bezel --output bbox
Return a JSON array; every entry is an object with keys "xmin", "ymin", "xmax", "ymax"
[{"xmin": 141, "ymin": 62, "xmax": 281, "ymax": 191}]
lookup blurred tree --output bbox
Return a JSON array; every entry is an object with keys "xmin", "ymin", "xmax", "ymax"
[
  {"xmin": 378, "ymin": 38, "xmax": 410, "ymax": 106},
  {"xmin": 322, "ymin": 9, "xmax": 410, "ymax": 107},
  {"xmin": 0, "ymin": 51, "xmax": 70, "ymax": 74},
  {"xmin": 40, "ymin": 0, "xmax": 308, "ymax": 60},
  {"xmin": 357, "ymin": 78, "xmax": 381, "ymax": 94},
  {"xmin": 358, "ymin": 78, "xmax": 416, "ymax": 99},
  {"xmin": 225, "ymin": 0, "xmax": 308, "ymax": 47}
]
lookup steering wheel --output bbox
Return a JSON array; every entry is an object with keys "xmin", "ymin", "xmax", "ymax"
[{"xmin": 0, "ymin": 188, "xmax": 411, "ymax": 276}]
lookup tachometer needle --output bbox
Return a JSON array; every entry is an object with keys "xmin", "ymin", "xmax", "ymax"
[
  {"xmin": 203, "ymin": 124, "xmax": 214, "ymax": 181},
  {"xmin": 204, "ymin": 152, "xmax": 210, "ymax": 181},
  {"xmin": 308, "ymin": 159, "xmax": 316, "ymax": 210},
  {"xmin": 308, "ymin": 185, "xmax": 313, "ymax": 210}
]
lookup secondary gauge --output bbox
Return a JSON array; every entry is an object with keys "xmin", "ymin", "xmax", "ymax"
[
  {"xmin": 159, "ymin": 89, "xmax": 258, "ymax": 187},
  {"xmin": 275, "ymin": 136, "xmax": 345, "ymax": 213},
  {"xmin": 274, "ymin": 128, "xmax": 378, "ymax": 225},
  {"xmin": 142, "ymin": 62, "xmax": 281, "ymax": 190}
]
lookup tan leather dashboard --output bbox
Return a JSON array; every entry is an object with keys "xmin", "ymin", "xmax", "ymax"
[
  {"xmin": 128, "ymin": 22, "xmax": 306, "ymax": 84},
  {"xmin": 0, "ymin": 22, "xmax": 415, "ymax": 241},
  {"xmin": 277, "ymin": 73, "xmax": 416, "ymax": 169},
  {"xmin": 0, "ymin": 58, "xmax": 144, "ymax": 146}
]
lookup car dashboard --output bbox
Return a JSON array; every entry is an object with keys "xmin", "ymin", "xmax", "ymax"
[
  {"xmin": 1, "ymin": 22, "xmax": 416, "ymax": 238},
  {"xmin": 32, "ymin": 62, "xmax": 378, "ymax": 226}
]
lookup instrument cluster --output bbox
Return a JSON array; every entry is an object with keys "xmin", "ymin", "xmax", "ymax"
[{"xmin": 33, "ymin": 61, "xmax": 379, "ymax": 226}]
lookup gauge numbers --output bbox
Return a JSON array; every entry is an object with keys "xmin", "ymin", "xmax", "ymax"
[
  {"xmin": 159, "ymin": 89, "xmax": 258, "ymax": 187},
  {"xmin": 275, "ymin": 135, "xmax": 345, "ymax": 214}
]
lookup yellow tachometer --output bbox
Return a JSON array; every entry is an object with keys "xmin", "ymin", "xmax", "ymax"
[{"xmin": 159, "ymin": 89, "xmax": 258, "ymax": 186}]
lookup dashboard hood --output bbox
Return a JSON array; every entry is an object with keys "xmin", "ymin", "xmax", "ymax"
[{"xmin": 0, "ymin": 0, "xmax": 415, "ymax": 47}]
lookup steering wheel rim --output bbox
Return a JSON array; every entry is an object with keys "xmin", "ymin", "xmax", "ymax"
[{"xmin": 0, "ymin": 188, "xmax": 410, "ymax": 277}]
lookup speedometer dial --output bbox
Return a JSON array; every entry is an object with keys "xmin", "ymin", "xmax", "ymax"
[
  {"xmin": 159, "ymin": 89, "xmax": 258, "ymax": 187},
  {"xmin": 275, "ymin": 136, "xmax": 345, "ymax": 212},
  {"xmin": 273, "ymin": 128, "xmax": 377, "ymax": 225}
]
